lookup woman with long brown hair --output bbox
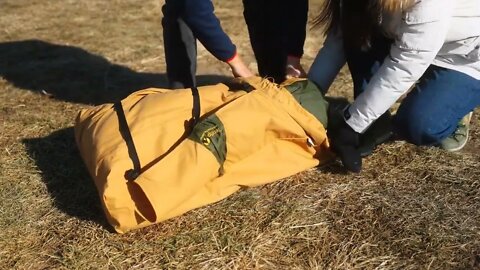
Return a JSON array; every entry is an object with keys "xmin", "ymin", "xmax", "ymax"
[{"xmin": 308, "ymin": 0, "xmax": 480, "ymax": 172}]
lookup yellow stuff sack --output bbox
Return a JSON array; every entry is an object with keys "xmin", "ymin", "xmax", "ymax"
[{"xmin": 74, "ymin": 77, "xmax": 332, "ymax": 233}]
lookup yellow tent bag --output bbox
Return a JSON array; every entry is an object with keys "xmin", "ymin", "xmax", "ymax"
[{"xmin": 74, "ymin": 77, "xmax": 332, "ymax": 233}]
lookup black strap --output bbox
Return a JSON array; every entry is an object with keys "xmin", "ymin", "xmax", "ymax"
[
  {"xmin": 113, "ymin": 87, "xmax": 201, "ymax": 181},
  {"xmin": 139, "ymin": 87, "xmax": 201, "ymax": 173},
  {"xmin": 191, "ymin": 87, "xmax": 200, "ymax": 126},
  {"xmin": 114, "ymin": 102, "xmax": 141, "ymax": 181}
]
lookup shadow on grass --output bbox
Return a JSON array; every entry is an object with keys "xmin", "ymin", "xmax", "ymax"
[
  {"xmin": 0, "ymin": 39, "xmax": 231, "ymax": 105},
  {"xmin": 22, "ymin": 127, "xmax": 110, "ymax": 228}
]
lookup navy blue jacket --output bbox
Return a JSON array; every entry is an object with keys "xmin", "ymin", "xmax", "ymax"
[{"xmin": 178, "ymin": 0, "xmax": 237, "ymax": 62}]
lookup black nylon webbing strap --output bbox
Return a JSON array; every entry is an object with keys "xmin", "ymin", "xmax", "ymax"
[
  {"xmin": 139, "ymin": 87, "xmax": 201, "ymax": 174},
  {"xmin": 191, "ymin": 87, "xmax": 200, "ymax": 126},
  {"xmin": 113, "ymin": 102, "xmax": 141, "ymax": 181},
  {"xmin": 113, "ymin": 87, "xmax": 201, "ymax": 180}
]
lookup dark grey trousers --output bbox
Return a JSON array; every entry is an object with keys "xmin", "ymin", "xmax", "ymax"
[{"xmin": 162, "ymin": 0, "xmax": 197, "ymax": 89}]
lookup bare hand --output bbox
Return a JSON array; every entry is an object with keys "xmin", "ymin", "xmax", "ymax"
[
  {"xmin": 285, "ymin": 56, "xmax": 306, "ymax": 79},
  {"xmin": 227, "ymin": 54, "xmax": 254, "ymax": 78}
]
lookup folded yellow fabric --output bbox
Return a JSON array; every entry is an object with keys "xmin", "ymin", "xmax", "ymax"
[{"xmin": 75, "ymin": 77, "xmax": 332, "ymax": 233}]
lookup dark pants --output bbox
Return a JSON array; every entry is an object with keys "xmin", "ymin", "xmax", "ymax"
[
  {"xmin": 345, "ymin": 36, "xmax": 480, "ymax": 145},
  {"xmin": 162, "ymin": 0, "xmax": 197, "ymax": 89},
  {"xmin": 242, "ymin": 0, "xmax": 289, "ymax": 83},
  {"xmin": 344, "ymin": 35, "xmax": 393, "ymax": 98}
]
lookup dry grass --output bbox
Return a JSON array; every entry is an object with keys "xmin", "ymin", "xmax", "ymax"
[{"xmin": 1, "ymin": 0, "xmax": 479, "ymax": 269}]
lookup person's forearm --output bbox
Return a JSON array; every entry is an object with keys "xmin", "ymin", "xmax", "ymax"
[
  {"xmin": 183, "ymin": 0, "xmax": 236, "ymax": 62},
  {"xmin": 347, "ymin": 17, "xmax": 450, "ymax": 132}
]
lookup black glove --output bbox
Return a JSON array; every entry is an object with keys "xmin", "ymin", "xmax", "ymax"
[{"xmin": 327, "ymin": 103, "xmax": 362, "ymax": 173}]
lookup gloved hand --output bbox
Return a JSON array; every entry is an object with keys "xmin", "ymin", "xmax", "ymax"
[{"xmin": 327, "ymin": 104, "xmax": 362, "ymax": 173}]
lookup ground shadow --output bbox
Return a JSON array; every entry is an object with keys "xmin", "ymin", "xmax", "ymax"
[
  {"xmin": 9, "ymin": 39, "xmax": 229, "ymax": 227},
  {"xmin": 0, "ymin": 39, "xmax": 231, "ymax": 105},
  {"xmin": 22, "ymin": 127, "xmax": 110, "ymax": 228}
]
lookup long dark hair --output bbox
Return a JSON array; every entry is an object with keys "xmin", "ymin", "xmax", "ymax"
[{"xmin": 315, "ymin": 0, "xmax": 413, "ymax": 49}]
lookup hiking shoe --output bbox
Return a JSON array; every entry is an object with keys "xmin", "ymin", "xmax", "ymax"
[
  {"xmin": 440, "ymin": 112, "xmax": 473, "ymax": 152},
  {"xmin": 358, "ymin": 111, "xmax": 394, "ymax": 157}
]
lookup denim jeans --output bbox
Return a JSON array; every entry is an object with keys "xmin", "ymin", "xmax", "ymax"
[
  {"xmin": 394, "ymin": 66, "xmax": 480, "ymax": 145},
  {"xmin": 346, "ymin": 36, "xmax": 480, "ymax": 145}
]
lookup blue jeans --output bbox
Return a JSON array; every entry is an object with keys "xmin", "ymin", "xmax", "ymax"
[{"xmin": 346, "ymin": 36, "xmax": 480, "ymax": 145}]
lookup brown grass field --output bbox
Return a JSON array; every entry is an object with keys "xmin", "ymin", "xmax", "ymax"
[{"xmin": 1, "ymin": 0, "xmax": 479, "ymax": 269}]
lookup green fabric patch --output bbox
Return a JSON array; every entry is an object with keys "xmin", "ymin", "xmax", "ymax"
[
  {"xmin": 284, "ymin": 80, "xmax": 329, "ymax": 127},
  {"xmin": 188, "ymin": 114, "xmax": 227, "ymax": 170}
]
